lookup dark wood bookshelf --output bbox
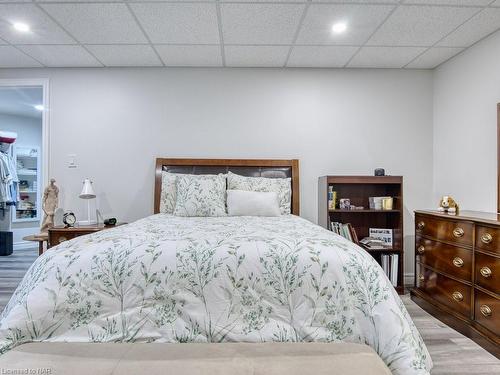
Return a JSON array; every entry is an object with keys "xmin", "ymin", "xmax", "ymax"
[{"xmin": 318, "ymin": 175, "xmax": 404, "ymax": 294}]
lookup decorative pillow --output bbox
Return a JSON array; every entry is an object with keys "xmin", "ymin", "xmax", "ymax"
[
  {"xmin": 159, "ymin": 171, "xmax": 177, "ymax": 214},
  {"xmin": 227, "ymin": 190, "xmax": 280, "ymax": 217},
  {"xmin": 173, "ymin": 174, "xmax": 227, "ymax": 217},
  {"xmin": 227, "ymin": 171, "xmax": 291, "ymax": 215}
]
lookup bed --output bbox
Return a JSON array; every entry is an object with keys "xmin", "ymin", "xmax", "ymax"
[{"xmin": 0, "ymin": 158, "xmax": 432, "ymax": 375}]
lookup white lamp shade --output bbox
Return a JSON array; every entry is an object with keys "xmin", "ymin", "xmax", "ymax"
[{"xmin": 79, "ymin": 179, "xmax": 96, "ymax": 199}]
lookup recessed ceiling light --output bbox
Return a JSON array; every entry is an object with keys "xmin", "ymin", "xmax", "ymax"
[
  {"xmin": 34, "ymin": 105, "xmax": 44, "ymax": 111},
  {"xmin": 332, "ymin": 22, "xmax": 347, "ymax": 34},
  {"xmin": 13, "ymin": 22, "xmax": 30, "ymax": 33}
]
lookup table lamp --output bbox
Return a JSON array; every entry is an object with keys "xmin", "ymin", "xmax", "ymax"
[{"xmin": 79, "ymin": 178, "xmax": 96, "ymax": 225}]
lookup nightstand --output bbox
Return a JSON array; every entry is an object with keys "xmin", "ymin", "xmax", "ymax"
[{"xmin": 48, "ymin": 223, "xmax": 126, "ymax": 249}]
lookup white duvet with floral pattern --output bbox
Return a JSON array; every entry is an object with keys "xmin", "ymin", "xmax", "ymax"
[{"xmin": 0, "ymin": 214, "xmax": 432, "ymax": 374}]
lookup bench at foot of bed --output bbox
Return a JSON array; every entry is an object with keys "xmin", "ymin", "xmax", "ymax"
[{"xmin": 0, "ymin": 342, "xmax": 390, "ymax": 375}]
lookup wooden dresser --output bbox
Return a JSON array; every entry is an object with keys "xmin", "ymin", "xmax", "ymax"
[{"xmin": 411, "ymin": 210, "xmax": 499, "ymax": 357}]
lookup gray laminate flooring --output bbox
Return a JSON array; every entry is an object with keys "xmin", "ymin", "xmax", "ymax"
[{"xmin": 0, "ymin": 247, "xmax": 499, "ymax": 374}]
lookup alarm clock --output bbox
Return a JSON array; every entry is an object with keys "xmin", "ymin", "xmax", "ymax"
[{"xmin": 63, "ymin": 212, "xmax": 76, "ymax": 227}]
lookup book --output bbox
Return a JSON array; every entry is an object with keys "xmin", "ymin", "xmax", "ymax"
[
  {"xmin": 348, "ymin": 223, "xmax": 359, "ymax": 244},
  {"xmin": 369, "ymin": 228, "xmax": 393, "ymax": 247},
  {"xmin": 390, "ymin": 254, "xmax": 399, "ymax": 287},
  {"xmin": 381, "ymin": 254, "xmax": 398, "ymax": 287},
  {"xmin": 359, "ymin": 237, "xmax": 391, "ymax": 250},
  {"xmin": 330, "ymin": 221, "xmax": 358, "ymax": 244}
]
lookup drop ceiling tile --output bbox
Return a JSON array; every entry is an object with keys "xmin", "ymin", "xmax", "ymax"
[
  {"xmin": 225, "ymin": 45, "xmax": 289, "ymax": 67},
  {"xmin": 17, "ymin": 45, "xmax": 101, "ymax": 67},
  {"xmin": 437, "ymin": 8, "xmax": 500, "ymax": 47},
  {"xmin": 221, "ymin": 3, "xmax": 305, "ymax": 45},
  {"xmin": 155, "ymin": 45, "xmax": 222, "ymax": 67},
  {"xmin": 348, "ymin": 46, "xmax": 426, "ymax": 68},
  {"xmin": 287, "ymin": 46, "xmax": 358, "ymax": 67},
  {"xmin": 405, "ymin": 47, "xmax": 463, "ymax": 68},
  {"xmin": 40, "ymin": 3, "xmax": 147, "ymax": 44},
  {"xmin": 36, "ymin": 0, "xmax": 119, "ymax": 2},
  {"xmin": 0, "ymin": 45, "xmax": 42, "ymax": 67},
  {"xmin": 402, "ymin": 0, "xmax": 491, "ymax": 5},
  {"xmin": 297, "ymin": 4, "xmax": 394, "ymax": 46},
  {"xmin": 311, "ymin": 0, "xmax": 398, "ymax": 2},
  {"xmin": 367, "ymin": 5, "xmax": 480, "ymax": 46},
  {"xmin": 0, "ymin": 4, "xmax": 73, "ymax": 44},
  {"xmin": 130, "ymin": 3, "xmax": 219, "ymax": 44},
  {"xmin": 86, "ymin": 45, "xmax": 162, "ymax": 67},
  {"xmin": 36, "ymin": 0, "xmax": 120, "ymax": 2}
]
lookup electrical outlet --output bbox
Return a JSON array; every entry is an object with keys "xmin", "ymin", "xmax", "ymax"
[{"xmin": 68, "ymin": 154, "xmax": 77, "ymax": 168}]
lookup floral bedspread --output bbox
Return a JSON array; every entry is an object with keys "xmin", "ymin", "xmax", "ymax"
[{"xmin": 0, "ymin": 214, "xmax": 432, "ymax": 374}]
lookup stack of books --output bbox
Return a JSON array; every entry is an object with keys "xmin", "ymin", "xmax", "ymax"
[
  {"xmin": 330, "ymin": 222, "xmax": 359, "ymax": 244},
  {"xmin": 381, "ymin": 254, "xmax": 399, "ymax": 287}
]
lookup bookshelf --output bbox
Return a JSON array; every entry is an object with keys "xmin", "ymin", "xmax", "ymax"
[
  {"xmin": 318, "ymin": 176, "xmax": 404, "ymax": 294},
  {"xmin": 13, "ymin": 145, "xmax": 41, "ymax": 223}
]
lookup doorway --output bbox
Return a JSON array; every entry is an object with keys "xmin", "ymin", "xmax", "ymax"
[{"xmin": 0, "ymin": 79, "xmax": 49, "ymax": 254}]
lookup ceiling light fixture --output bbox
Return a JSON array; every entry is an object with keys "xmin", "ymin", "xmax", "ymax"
[
  {"xmin": 332, "ymin": 22, "xmax": 347, "ymax": 34},
  {"xmin": 13, "ymin": 22, "xmax": 30, "ymax": 33},
  {"xmin": 34, "ymin": 105, "xmax": 44, "ymax": 111}
]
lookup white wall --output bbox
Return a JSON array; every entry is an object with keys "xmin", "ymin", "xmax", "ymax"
[
  {"xmin": 0, "ymin": 113, "xmax": 42, "ymax": 246},
  {"xmin": 0, "ymin": 68, "xmax": 435, "ymax": 276},
  {"xmin": 433, "ymin": 30, "xmax": 500, "ymax": 212}
]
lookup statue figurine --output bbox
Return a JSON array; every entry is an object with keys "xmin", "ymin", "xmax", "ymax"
[{"xmin": 40, "ymin": 178, "xmax": 59, "ymax": 235}]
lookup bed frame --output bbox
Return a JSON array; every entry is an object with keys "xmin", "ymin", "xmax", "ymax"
[{"xmin": 154, "ymin": 158, "xmax": 300, "ymax": 215}]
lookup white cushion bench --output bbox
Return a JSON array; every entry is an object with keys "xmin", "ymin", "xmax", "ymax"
[{"xmin": 0, "ymin": 342, "xmax": 391, "ymax": 375}]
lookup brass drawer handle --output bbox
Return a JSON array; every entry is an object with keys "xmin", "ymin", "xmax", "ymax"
[
  {"xmin": 58, "ymin": 236, "xmax": 67, "ymax": 244},
  {"xmin": 480, "ymin": 305, "xmax": 492, "ymax": 317},
  {"xmin": 418, "ymin": 274, "xmax": 425, "ymax": 282},
  {"xmin": 452, "ymin": 257, "xmax": 464, "ymax": 268},
  {"xmin": 417, "ymin": 221, "xmax": 425, "ymax": 230},
  {"xmin": 453, "ymin": 227, "xmax": 464, "ymax": 238},
  {"xmin": 417, "ymin": 245, "xmax": 425, "ymax": 254},
  {"xmin": 452, "ymin": 291, "xmax": 463, "ymax": 302},
  {"xmin": 481, "ymin": 233, "xmax": 493, "ymax": 244},
  {"xmin": 480, "ymin": 266, "xmax": 492, "ymax": 278}
]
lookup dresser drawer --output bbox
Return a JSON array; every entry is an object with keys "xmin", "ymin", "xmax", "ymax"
[
  {"xmin": 475, "ymin": 252, "xmax": 500, "ymax": 295},
  {"xmin": 416, "ymin": 237, "xmax": 472, "ymax": 281},
  {"xmin": 474, "ymin": 290, "xmax": 500, "ymax": 336},
  {"xmin": 49, "ymin": 230, "xmax": 94, "ymax": 247},
  {"xmin": 416, "ymin": 264, "xmax": 471, "ymax": 318},
  {"xmin": 415, "ymin": 215, "xmax": 473, "ymax": 246},
  {"xmin": 476, "ymin": 225, "xmax": 500, "ymax": 255}
]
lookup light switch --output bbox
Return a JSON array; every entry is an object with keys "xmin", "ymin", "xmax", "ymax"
[{"xmin": 68, "ymin": 154, "xmax": 77, "ymax": 168}]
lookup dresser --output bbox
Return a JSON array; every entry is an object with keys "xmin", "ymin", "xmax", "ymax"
[{"xmin": 411, "ymin": 210, "xmax": 499, "ymax": 357}]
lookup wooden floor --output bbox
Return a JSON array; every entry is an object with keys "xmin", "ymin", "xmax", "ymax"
[{"xmin": 0, "ymin": 248, "xmax": 499, "ymax": 374}]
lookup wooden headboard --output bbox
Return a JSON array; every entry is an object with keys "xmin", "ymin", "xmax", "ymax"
[{"xmin": 154, "ymin": 158, "xmax": 300, "ymax": 215}]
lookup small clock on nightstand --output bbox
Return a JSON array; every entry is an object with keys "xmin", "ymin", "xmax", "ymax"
[{"xmin": 63, "ymin": 212, "xmax": 77, "ymax": 227}]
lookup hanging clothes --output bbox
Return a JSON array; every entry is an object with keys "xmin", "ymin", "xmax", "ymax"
[{"xmin": 0, "ymin": 131, "xmax": 18, "ymax": 205}]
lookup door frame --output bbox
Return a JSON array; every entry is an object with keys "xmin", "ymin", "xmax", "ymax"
[{"xmin": 0, "ymin": 78, "xmax": 50, "ymax": 190}]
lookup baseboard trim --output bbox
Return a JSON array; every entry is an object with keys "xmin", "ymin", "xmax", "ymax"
[{"xmin": 404, "ymin": 273, "xmax": 414, "ymax": 287}]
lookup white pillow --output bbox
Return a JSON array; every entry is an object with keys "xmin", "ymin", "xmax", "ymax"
[
  {"xmin": 173, "ymin": 173, "xmax": 227, "ymax": 217},
  {"xmin": 227, "ymin": 189, "xmax": 281, "ymax": 217},
  {"xmin": 227, "ymin": 171, "xmax": 291, "ymax": 215}
]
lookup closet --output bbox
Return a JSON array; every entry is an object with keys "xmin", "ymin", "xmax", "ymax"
[{"xmin": 0, "ymin": 130, "xmax": 18, "ymax": 256}]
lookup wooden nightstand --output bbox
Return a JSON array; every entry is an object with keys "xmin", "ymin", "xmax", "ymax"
[{"xmin": 48, "ymin": 223, "xmax": 126, "ymax": 249}]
